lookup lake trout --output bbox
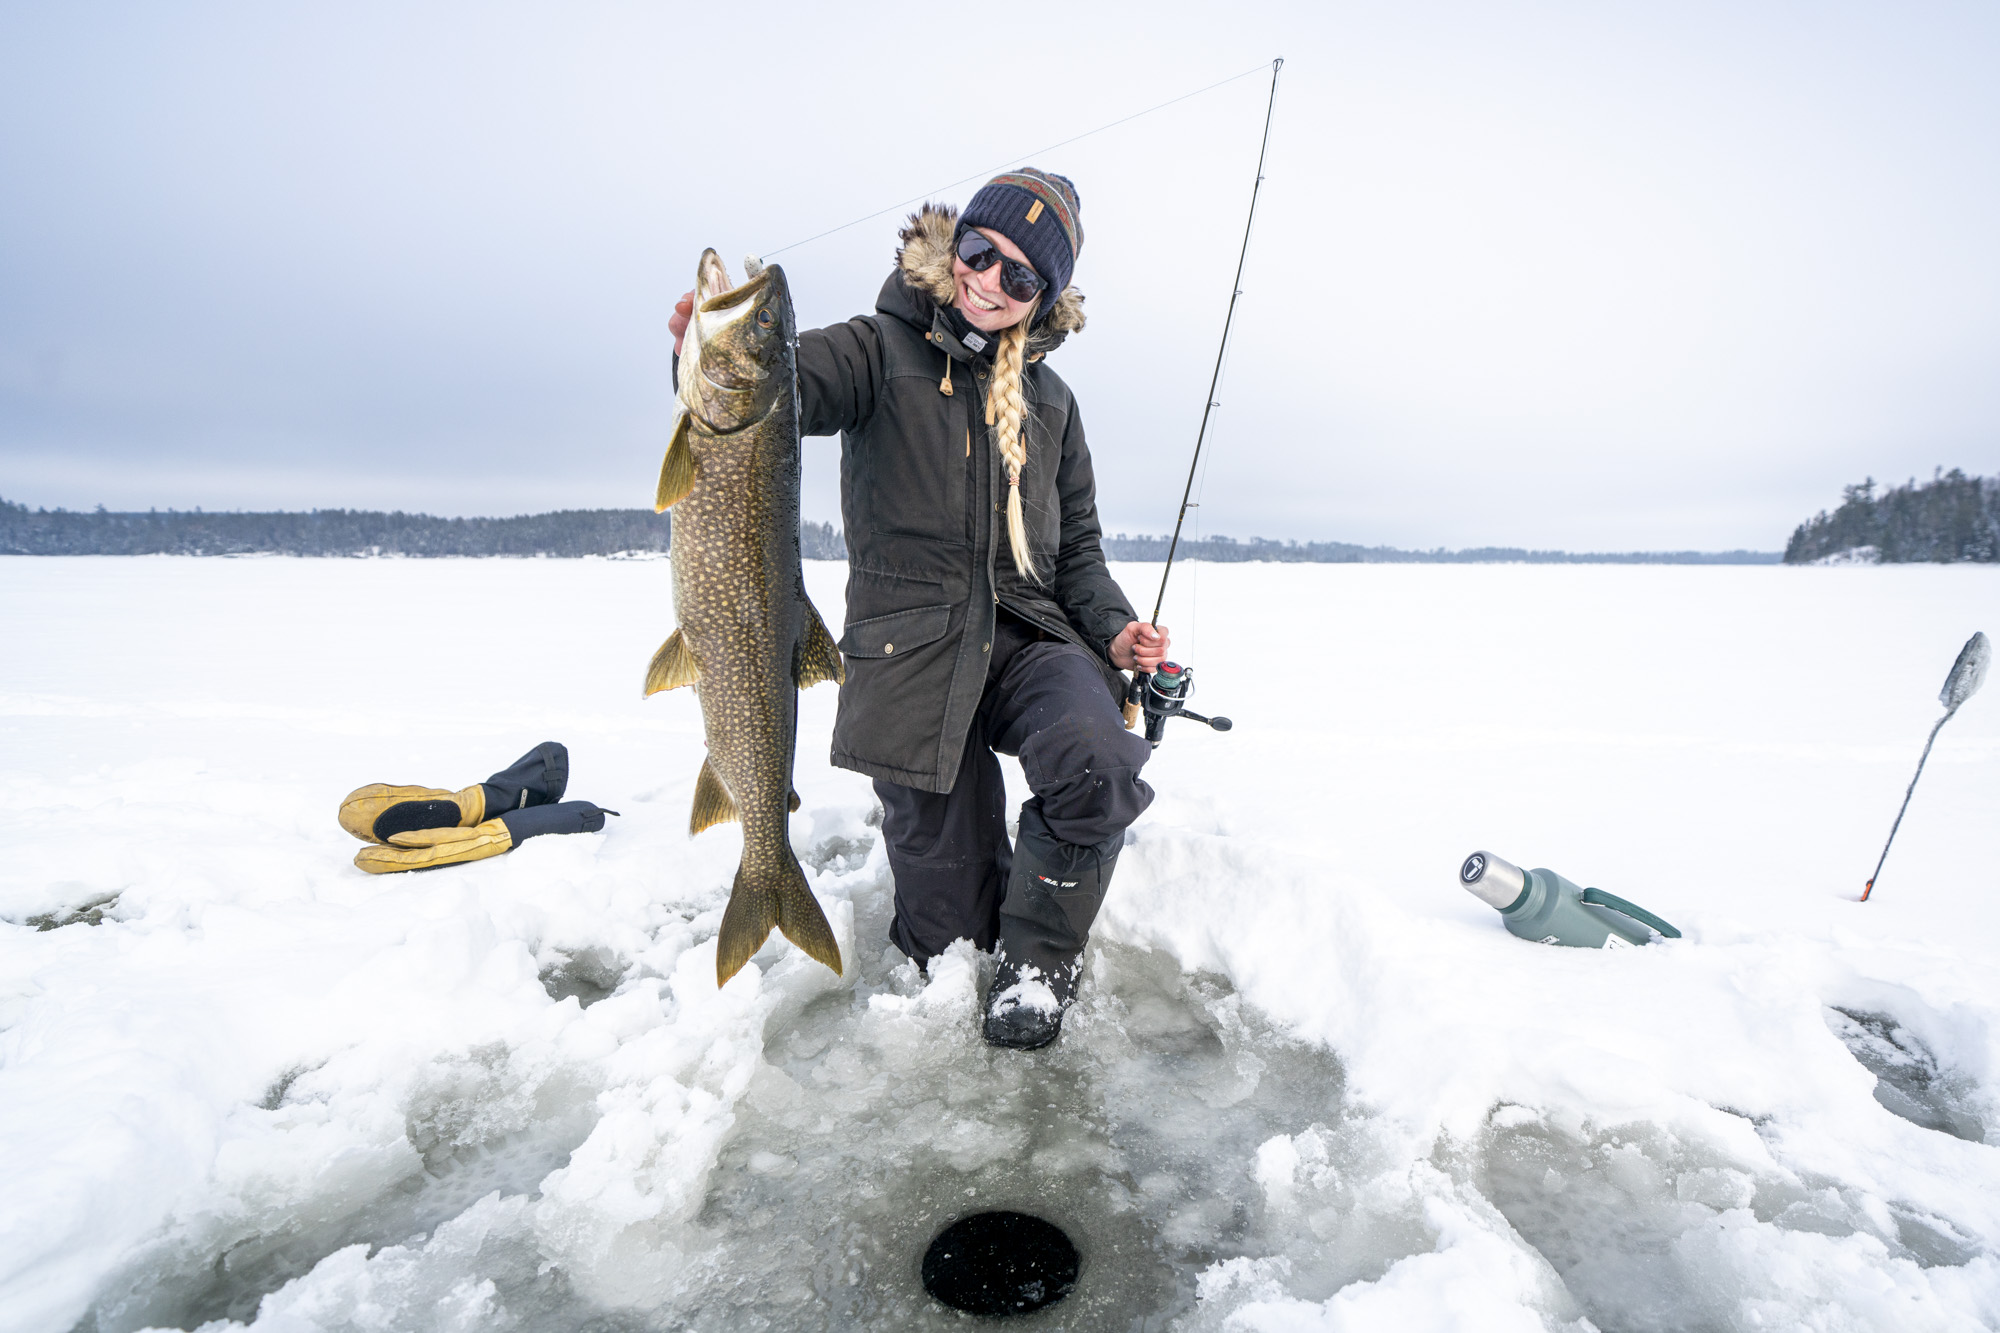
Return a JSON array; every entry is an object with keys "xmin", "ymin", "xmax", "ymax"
[{"xmin": 646, "ymin": 250, "xmax": 844, "ymax": 986}]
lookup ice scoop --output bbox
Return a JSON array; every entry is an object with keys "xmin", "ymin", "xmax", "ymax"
[{"xmin": 1861, "ymin": 630, "xmax": 1989, "ymax": 901}]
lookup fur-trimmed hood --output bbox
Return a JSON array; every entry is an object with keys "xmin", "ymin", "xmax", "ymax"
[{"xmin": 894, "ymin": 203, "xmax": 1085, "ymax": 360}]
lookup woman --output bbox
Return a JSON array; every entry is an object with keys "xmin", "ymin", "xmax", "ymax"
[{"xmin": 671, "ymin": 169, "xmax": 1168, "ymax": 1049}]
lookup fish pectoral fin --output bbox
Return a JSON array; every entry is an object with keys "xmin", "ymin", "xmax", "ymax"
[
  {"xmin": 689, "ymin": 757, "xmax": 738, "ymax": 835},
  {"xmin": 645, "ymin": 628, "xmax": 700, "ymax": 696},
  {"xmin": 794, "ymin": 599, "xmax": 845, "ymax": 688},
  {"xmin": 715, "ymin": 853, "xmax": 842, "ymax": 987},
  {"xmin": 789, "ymin": 788, "xmax": 801, "ymax": 813},
  {"xmin": 655, "ymin": 413, "xmax": 696, "ymax": 512}
]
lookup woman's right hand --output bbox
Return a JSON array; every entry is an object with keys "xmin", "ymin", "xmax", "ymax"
[
  {"xmin": 1109, "ymin": 621, "xmax": 1171, "ymax": 672},
  {"xmin": 670, "ymin": 289, "xmax": 695, "ymax": 355}
]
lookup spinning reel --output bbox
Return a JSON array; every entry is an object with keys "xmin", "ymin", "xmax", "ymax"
[{"xmin": 1126, "ymin": 661, "xmax": 1232, "ymax": 748}]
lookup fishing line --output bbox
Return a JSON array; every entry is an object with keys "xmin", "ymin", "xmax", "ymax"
[
  {"xmin": 757, "ymin": 59, "xmax": 1275, "ymax": 261},
  {"xmin": 1179, "ymin": 303, "xmax": 1246, "ymax": 663},
  {"xmin": 1181, "ymin": 335, "xmax": 1232, "ymax": 663},
  {"xmin": 1174, "ymin": 288, "xmax": 1242, "ymax": 664}
]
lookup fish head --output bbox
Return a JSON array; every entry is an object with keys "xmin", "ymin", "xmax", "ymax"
[{"xmin": 682, "ymin": 249, "xmax": 795, "ymax": 430}]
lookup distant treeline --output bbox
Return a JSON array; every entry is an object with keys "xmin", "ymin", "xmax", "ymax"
[
  {"xmin": 0, "ymin": 497, "xmax": 1778, "ymax": 563},
  {"xmin": 1784, "ymin": 470, "xmax": 2000, "ymax": 564},
  {"xmin": 1099, "ymin": 534, "xmax": 1778, "ymax": 565},
  {"xmin": 0, "ymin": 498, "xmax": 847, "ymax": 560}
]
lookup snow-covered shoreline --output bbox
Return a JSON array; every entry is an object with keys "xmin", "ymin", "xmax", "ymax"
[{"xmin": 3, "ymin": 557, "xmax": 1997, "ymax": 1331}]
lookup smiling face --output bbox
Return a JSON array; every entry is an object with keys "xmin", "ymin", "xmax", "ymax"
[{"xmin": 952, "ymin": 226, "xmax": 1041, "ymax": 333}]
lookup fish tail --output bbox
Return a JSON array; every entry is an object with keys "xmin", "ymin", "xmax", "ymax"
[
  {"xmin": 776, "ymin": 856, "xmax": 843, "ymax": 977},
  {"xmin": 715, "ymin": 863, "xmax": 776, "ymax": 986},
  {"xmin": 714, "ymin": 853, "xmax": 842, "ymax": 986}
]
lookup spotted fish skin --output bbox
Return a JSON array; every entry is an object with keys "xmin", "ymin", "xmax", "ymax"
[{"xmin": 647, "ymin": 251, "xmax": 844, "ymax": 986}]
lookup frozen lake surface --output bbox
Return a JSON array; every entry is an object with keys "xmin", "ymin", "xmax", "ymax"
[{"xmin": 2, "ymin": 557, "xmax": 1998, "ymax": 1331}]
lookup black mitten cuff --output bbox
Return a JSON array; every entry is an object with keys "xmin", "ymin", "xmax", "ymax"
[{"xmin": 498, "ymin": 800, "xmax": 617, "ymax": 844}]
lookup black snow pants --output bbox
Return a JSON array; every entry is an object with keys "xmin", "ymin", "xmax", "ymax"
[{"xmin": 876, "ymin": 610, "xmax": 1155, "ymax": 966}]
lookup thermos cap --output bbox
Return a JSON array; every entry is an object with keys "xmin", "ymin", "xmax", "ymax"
[{"xmin": 1460, "ymin": 850, "xmax": 1527, "ymax": 911}]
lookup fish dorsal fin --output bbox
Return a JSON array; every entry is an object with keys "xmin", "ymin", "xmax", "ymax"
[
  {"xmin": 794, "ymin": 600, "xmax": 845, "ymax": 688},
  {"xmin": 644, "ymin": 628, "xmax": 700, "ymax": 696},
  {"xmin": 690, "ymin": 757, "xmax": 737, "ymax": 835},
  {"xmin": 655, "ymin": 413, "xmax": 696, "ymax": 512}
]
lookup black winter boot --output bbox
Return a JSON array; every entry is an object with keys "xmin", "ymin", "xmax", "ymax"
[{"xmin": 982, "ymin": 804, "xmax": 1123, "ymax": 1050}]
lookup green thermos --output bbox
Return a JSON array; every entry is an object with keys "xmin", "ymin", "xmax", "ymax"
[{"xmin": 1459, "ymin": 851, "xmax": 1681, "ymax": 948}]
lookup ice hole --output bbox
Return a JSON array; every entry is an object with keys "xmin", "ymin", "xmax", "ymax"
[
  {"xmin": 1826, "ymin": 1007, "xmax": 1986, "ymax": 1143},
  {"xmin": 921, "ymin": 1210, "xmax": 1078, "ymax": 1315}
]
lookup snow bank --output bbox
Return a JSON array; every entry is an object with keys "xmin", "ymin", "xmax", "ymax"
[{"xmin": 1, "ymin": 557, "xmax": 1996, "ymax": 1331}]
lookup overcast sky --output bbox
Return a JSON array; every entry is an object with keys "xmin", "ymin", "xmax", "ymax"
[{"xmin": 4, "ymin": 1, "xmax": 1998, "ymax": 551}]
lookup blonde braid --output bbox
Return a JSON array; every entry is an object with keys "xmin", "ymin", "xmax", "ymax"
[{"xmin": 986, "ymin": 317, "xmax": 1040, "ymax": 582}]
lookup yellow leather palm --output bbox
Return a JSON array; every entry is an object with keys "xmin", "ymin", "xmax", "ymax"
[
  {"xmin": 338, "ymin": 783, "xmax": 487, "ymax": 844},
  {"xmin": 353, "ymin": 819, "xmax": 514, "ymax": 874}
]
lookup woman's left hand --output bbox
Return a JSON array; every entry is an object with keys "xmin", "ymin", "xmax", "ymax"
[{"xmin": 1109, "ymin": 621, "xmax": 1171, "ymax": 672}]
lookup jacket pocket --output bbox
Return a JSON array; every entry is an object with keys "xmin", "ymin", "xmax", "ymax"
[{"xmin": 838, "ymin": 604, "xmax": 952, "ymax": 659}]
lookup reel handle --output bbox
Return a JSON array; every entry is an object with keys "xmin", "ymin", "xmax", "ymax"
[{"xmin": 1125, "ymin": 663, "xmax": 1233, "ymax": 746}]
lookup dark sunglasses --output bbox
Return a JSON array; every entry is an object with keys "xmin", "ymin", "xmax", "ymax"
[{"xmin": 955, "ymin": 229, "xmax": 1046, "ymax": 305}]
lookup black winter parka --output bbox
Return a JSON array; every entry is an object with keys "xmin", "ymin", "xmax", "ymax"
[{"xmin": 798, "ymin": 207, "xmax": 1136, "ymax": 793}]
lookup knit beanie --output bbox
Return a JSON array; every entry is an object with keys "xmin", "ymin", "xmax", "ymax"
[{"xmin": 959, "ymin": 168, "xmax": 1082, "ymax": 316}]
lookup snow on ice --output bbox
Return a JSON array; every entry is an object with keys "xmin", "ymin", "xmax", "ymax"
[{"xmin": 2, "ymin": 556, "xmax": 1997, "ymax": 1331}]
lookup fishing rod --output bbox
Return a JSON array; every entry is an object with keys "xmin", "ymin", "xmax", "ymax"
[{"xmin": 1124, "ymin": 56, "xmax": 1283, "ymax": 747}]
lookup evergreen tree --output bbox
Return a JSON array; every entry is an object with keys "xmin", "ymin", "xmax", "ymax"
[{"xmin": 1784, "ymin": 469, "xmax": 2000, "ymax": 563}]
